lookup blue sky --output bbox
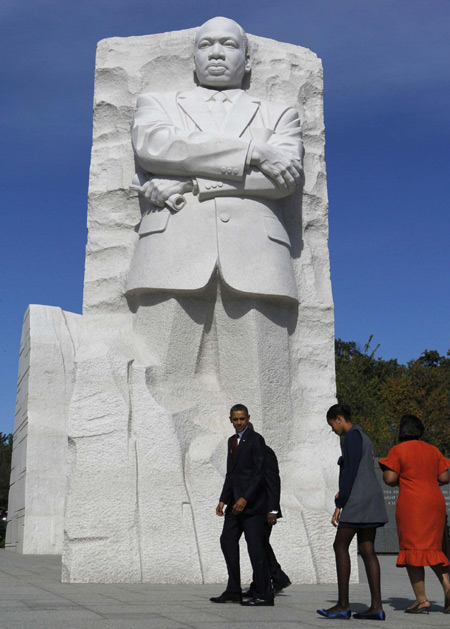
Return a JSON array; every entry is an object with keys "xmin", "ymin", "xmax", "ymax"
[{"xmin": 1, "ymin": 0, "xmax": 449, "ymax": 435}]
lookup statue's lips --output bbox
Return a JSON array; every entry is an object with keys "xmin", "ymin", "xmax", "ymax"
[{"xmin": 207, "ymin": 65, "xmax": 227, "ymax": 75}]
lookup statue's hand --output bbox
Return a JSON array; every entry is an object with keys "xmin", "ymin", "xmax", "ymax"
[
  {"xmin": 250, "ymin": 142, "xmax": 303, "ymax": 193},
  {"xmin": 141, "ymin": 177, "xmax": 194, "ymax": 207}
]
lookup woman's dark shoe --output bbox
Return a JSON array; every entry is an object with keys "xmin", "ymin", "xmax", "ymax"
[
  {"xmin": 404, "ymin": 600, "xmax": 430, "ymax": 614},
  {"xmin": 353, "ymin": 611, "xmax": 386, "ymax": 620},
  {"xmin": 317, "ymin": 608, "xmax": 351, "ymax": 619},
  {"xmin": 210, "ymin": 591, "xmax": 242, "ymax": 603}
]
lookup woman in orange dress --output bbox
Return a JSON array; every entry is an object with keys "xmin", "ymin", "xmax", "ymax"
[{"xmin": 379, "ymin": 415, "xmax": 450, "ymax": 614}]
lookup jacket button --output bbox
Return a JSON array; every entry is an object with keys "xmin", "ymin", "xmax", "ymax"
[
  {"xmin": 218, "ymin": 182, "xmax": 223, "ymax": 188},
  {"xmin": 233, "ymin": 168, "xmax": 238, "ymax": 175},
  {"xmin": 205, "ymin": 184, "xmax": 211, "ymax": 190},
  {"xmin": 227, "ymin": 168, "xmax": 232, "ymax": 174},
  {"xmin": 212, "ymin": 183, "xmax": 217, "ymax": 189},
  {"xmin": 220, "ymin": 213, "xmax": 230, "ymax": 222},
  {"xmin": 221, "ymin": 167, "xmax": 226, "ymax": 174}
]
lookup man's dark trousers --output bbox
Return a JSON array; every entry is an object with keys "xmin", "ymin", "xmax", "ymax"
[
  {"xmin": 263, "ymin": 521, "xmax": 290, "ymax": 584},
  {"xmin": 248, "ymin": 520, "xmax": 290, "ymax": 592},
  {"xmin": 221, "ymin": 511, "xmax": 272, "ymax": 600}
]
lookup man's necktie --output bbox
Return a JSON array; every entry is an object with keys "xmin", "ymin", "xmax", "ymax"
[
  {"xmin": 210, "ymin": 91, "xmax": 228, "ymax": 130},
  {"xmin": 231, "ymin": 434, "xmax": 238, "ymax": 461}
]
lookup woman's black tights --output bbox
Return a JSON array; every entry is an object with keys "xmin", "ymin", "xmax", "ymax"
[{"xmin": 331, "ymin": 527, "xmax": 382, "ymax": 613}]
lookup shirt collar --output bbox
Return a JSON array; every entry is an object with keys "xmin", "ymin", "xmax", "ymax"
[
  {"xmin": 196, "ymin": 86, "xmax": 243, "ymax": 103},
  {"xmin": 236, "ymin": 425, "xmax": 249, "ymax": 439}
]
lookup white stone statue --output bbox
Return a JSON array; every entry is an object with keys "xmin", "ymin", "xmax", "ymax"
[
  {"xmin": 124, "ymin": 17, "xmax": 306, "ymax": 473},
  {"xmin": 127, "ymin": 16, "xmax": 303, "ymax": 301},
  {"xmin": 7, "ymin": 17, "xmax": 345, "ymax": 585}
]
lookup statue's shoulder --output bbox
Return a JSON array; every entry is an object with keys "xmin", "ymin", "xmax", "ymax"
[
  {"xmin": 135, "ymin": 91, "xmax": 178, "ymax": 108},
  {"xmin": 135, "ymin": 89, "xmax": 203, "ymax": 110},
  {"xmin": 254, "ymin": 94, "xmax": 298, "ymax": 116},
  {"xmin": 249, "ymin": 93, "xmax": 300, "ymax": 127}
]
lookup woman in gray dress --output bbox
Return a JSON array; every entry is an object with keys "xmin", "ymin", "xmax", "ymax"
[{"xmin": 317, "ymin": 404, "xmax": 388, "ymax": 620}]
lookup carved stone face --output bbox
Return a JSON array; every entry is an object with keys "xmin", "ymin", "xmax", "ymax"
[{"xmin": 194, "ymin": 17, "xmax": 250, "ymax": 89}]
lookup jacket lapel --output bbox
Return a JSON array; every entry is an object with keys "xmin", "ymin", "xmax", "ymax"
[
  {"xmin": 223, "ymin": 91, "xmax": 260, "ymax": 137},
  {"xmin": 177, "ymin": 90, "xmax": 217, "ymax": 134},
  {"xmin": 178, "ymin": 89, "xmax": 260, "ymax": 137}
]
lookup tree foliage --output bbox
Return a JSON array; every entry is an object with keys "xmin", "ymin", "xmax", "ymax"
[
  {"xmin": 0, "ymin": 433, "xmax": 12, "ymax": 511},
  {"xmin": 335, "ymin": 338, "xmax": 450, "ymax": 457},
  {"xmin": 380, "ymin": 350, "xmax": 450, "ymax": 456},
  {"xmin": 0, "ymin": 433, "xmax": 12, "ymax": 548}
]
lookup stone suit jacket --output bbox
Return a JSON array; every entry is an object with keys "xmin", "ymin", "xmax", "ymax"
[
  {"xmin": 126, "ymin": 87, "xmax": 303, "ymax": 301},
  {"xmin": 219, "ymin": 428, "xmax": 267, "ymax": 516}
]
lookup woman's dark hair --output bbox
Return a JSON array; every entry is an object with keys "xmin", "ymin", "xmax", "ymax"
[
  {"xmin": 327, "ymin": 404, "xmax": 352, "ymax": 422},
  {"xmin": 398, "ymin": 414, "xmax": 424, "ymax": 442}
]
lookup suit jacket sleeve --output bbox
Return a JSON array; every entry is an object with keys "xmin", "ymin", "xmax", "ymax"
[
  {"xmin": 132, "ymin": 93, "xmax": 251, "ymax": 180},
  {"xmin": 219, "ymin": 438, "xmax": 233, "ymax": 504},
  {"xmin": 196, "ymin": 107, "xmax": 303, "ymax": 201},
  {"xmin": 265, "ymin": 447, "xmax": 281, "ymax": 512},
  {"xmin": 242, "ymin": 432, "xmax": 266, "ymax": 503},
  {"xmin": 335, "ymin": 429, "xmax": 363, "ymax": 509}
]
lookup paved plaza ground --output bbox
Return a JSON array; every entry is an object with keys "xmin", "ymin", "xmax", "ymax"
[{"xmin": 0, "ymin": 551, "xmax": 448, "ymax": 628}]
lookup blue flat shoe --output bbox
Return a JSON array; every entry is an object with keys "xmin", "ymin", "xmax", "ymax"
[
  {"xmin": 317, "ymin": 608, "xmax": 351, "ymax": 619},
  {"xmin": 353, "ymin": 611, "xmax": 386, "ymax": 620}
]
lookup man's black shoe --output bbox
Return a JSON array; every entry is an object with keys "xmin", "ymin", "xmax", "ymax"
[
  {"xmin": 240, "ymin": 597, "xmax": 274, "ymax": 606},
  {"xmin": 242, "ymin": 588, "xmax": 256, "ymax": 598},
  {"xmin": 210, "ymin": 592, "xmax": 242, "ymax": 604},
  {"xmin": 273, "ymin": 578, "xmax": 291, "ymax": 594}
]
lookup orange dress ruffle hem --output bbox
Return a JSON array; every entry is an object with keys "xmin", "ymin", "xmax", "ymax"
[
  {"xmin": 397, "ymin": 549, "xmax": 449, "ymax": 568},
  {"xmin": 379, "ymin": 440, "xmax": 450, "ymax": 568}
]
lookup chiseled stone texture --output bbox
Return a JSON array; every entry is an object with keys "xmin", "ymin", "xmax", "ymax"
[
  {"xmin": 6, "ymin": 306, "xmax": 81, "ymax": 554},
  {"xmin": 61, "ymin": 27, "xmax": 344, "ymax": 584}
]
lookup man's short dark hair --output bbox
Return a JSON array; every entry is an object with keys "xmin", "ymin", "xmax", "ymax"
[
  {"xmin": 230, "ymin": 403, "xmax": 249, "ymax": 417},
  {"xmin": 326, "ymin": 403, "xmax": 352, "ymax": 422},
  {"xmin": 398, "ymin": 414, "xmax": 424, "ymax": 442}
]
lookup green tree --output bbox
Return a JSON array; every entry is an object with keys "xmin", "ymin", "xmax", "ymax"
[
  {"xmin": 336, "ymin": 339, "xmax": 450, "ymax": 457},
  {"xmin": 0, "ymin": 433, "xmax": 12, "ymax": 548},
  {"xmin": 335, "ymin": 336, "xmax": 402, "ymax": 456},
  {"xmin": 0, "ymin": 433, "xmax": 12, "ymax": 512},
  {"xmin": 381, "ymin": 350, "xmax": 450, "ymax": 456}
]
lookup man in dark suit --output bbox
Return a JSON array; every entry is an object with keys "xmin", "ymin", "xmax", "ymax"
[
  {"xmin": 210, "ymin": 404, "xmax": 274, "ymax": 606},
  {"xmin": 243, "ymin": 443, "xmax": 291, "ymax": 597}
]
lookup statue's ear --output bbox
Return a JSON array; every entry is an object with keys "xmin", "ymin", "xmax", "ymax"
[{"xmin": 245, "ymin": 59, "xmax": 251, "ymax": 73}]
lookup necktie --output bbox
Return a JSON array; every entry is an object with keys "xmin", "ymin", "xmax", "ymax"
[
  {"xmin": 210, "ymin": 91, "xmax": 228, "ymax": 130},
  {"xmin": 231, "ymin": 434, "xmax": 238, "ymax": 461}
]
